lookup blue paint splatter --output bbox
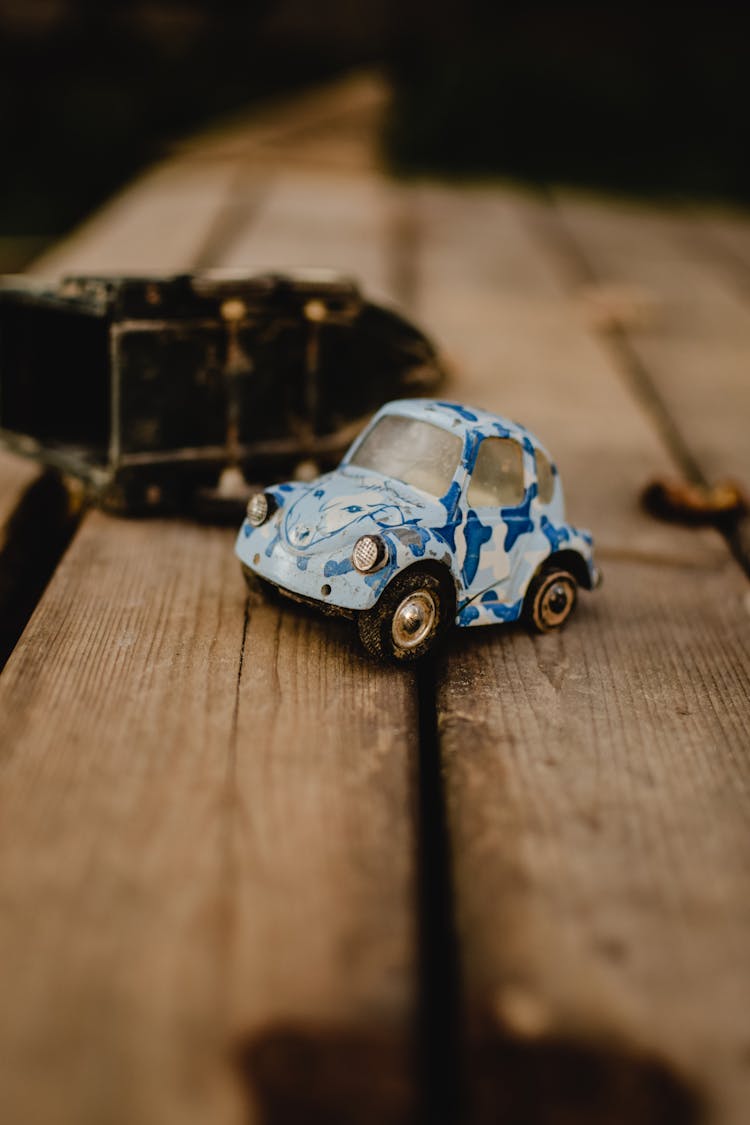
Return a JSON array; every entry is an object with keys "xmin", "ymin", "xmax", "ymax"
[
  {"xmin": 462, "ymin": 431, "xmax": 482, "ymax": 472},
  {"xmin": 481, "ymin": 589, "xmax": 499, "ymax": 602},
  {"xmin": 540, "ymin": 515, "xmax": 571, "ymax": 553},
  {"xmin": 296, "ymin": 556, "xmax": 309, "ymax": 572},
  {"xmin": 243, "ymin": 521, "xmax": 252, "ymax": 538},
  {"xmin": 522, "ymin": 436, "xmax": 535, "ymax": 456},
  {"xmin": 364, "ymin": 555, "xmax": 398, "ymax": 592},
  {"xmin": 323, "ymin": 558, "xmax": 354, "ymax": 577},
  {"xmin": 492, "ymin": 421, "xmax": 511, "ymax": 439},
  {"xmin": 435, "ymin": 479, "xmax": 462, "ymax": 550},
  {"xmin": 264, "ymin": 533, "xmax": 280, "ymax": 558},
  {"xmin": 458, "ymin": 595, "xmax": 523, "ymax": 626},
  {"xmin": 486, "ymin": 597, "xmax": 522, "ymax": 621},
  {"xmin": 501, "ymin": 483, "xmax": 537, "ymax": 551},
  {"xmin": 462, "ymin": 509, "xmax": 492, "ymax": 587},
  {"xmin": 440, "ymin": 479, "xmax": 461, "ymax": 518},
  {"xmin": 436, "ymin": 401, "xmax": 478, "ymax": 422},
  {"xmin": 277, "ymin": 483, "xmax": 294, "ymax": 493},
  {"xmin": 314, "ymin": 489, "xmax": 324, "ymax": 499}
]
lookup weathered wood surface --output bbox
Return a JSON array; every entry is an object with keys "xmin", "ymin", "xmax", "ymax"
[
  {"xmin": 554, "ymin": 194, "xmax": 750, "ymax": 484},
  {"xmin": 412, "ymin": 183, "xmax": 750, "ymax": 1124},
  {"xmin": 1, "ymin": 73, "xmax": 749, "ymax": 1125}
]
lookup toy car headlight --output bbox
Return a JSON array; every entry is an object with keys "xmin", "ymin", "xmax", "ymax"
[
  {"xmin": 352, "ymin": 534, "xmax": 387, "ymax": 573},
  {"xmin": 246, "ymin": 492, "xmax": 277, "ymax": 527}
]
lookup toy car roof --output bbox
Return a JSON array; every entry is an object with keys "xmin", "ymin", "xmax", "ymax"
[{"xmin": 372, "ymin": 398, "xmax": 551, "ymax": 455}]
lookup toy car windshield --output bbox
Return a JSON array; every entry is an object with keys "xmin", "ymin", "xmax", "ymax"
[{"xmin": 346, "ymin": 414, "xmax": 462, "ymax": 498}]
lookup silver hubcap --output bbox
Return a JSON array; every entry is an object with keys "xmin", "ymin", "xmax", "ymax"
[
  {"xmin": 538, "ymin": 579, "xmax": 574, "ymax": 628},
  {"xmin": 392, "ymin": 590, "xmax": 438, "ymax": 650}
]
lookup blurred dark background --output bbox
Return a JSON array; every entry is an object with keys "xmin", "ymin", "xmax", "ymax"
[{"xmin": 1, "ymin": 0, "xmax": 748, "ymax": 263}]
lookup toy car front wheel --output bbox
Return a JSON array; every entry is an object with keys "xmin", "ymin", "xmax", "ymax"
[
  {"xmin": 523, "ymin": 566, "xmax": 578, "ymax": 633},
  {"xmin": 358, "ymin": 567, "xmax": 455, "ymax": 663},
  {"xmin": 241, "ymin": 564, "xmax": 275, "ymax": 605}
]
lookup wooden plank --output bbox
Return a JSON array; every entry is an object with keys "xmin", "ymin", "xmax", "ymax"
[
  {"xmin": 29, "ymin": 157, "xmax": 249, "ymax": 278},
  {"xmin": 0, "ymin": 515, "xmax": 419, "ymax": 1124},
  {"xmin": 218, "ymin": 167, "xmax": 399, "ymax": 306},
  {"xmin": 173, "ymin": 72, "xmax": 387, "ymax": 171},
  {"xmin": 697, "ymin": 208, "xmax": 750, "ymax": 297},
  {"xmin": 0, "ymin": 515, "xmax": 247, "ymax": 1125},
  {"xmin": 0, "ymin": 80, "xmax": 421, "ymax": 1124},
  {"xmin": 554, "ymin": 194, "xmax": 750, "ymax": 485},
  {"xmin": 440, "ymin": 557, "xmax": 750, "ymax": 1125},
  {"xmin": 230, "ymin": 595, "xmax": 418, "ymax": 1122},
  {"xmin": 413, "ymin": 183, "xmax": 750, "ymax": 1123},
  {"xmin": 203, "ymin": 135, "xmax": 422, "ymax": 1123}
]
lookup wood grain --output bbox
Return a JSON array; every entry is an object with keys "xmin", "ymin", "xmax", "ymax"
[
  {"xmin": 554, "ymin": 194, "xmax": 750, "ymax": 484},
  {"xmin": 413, "ymin": 183, "xmax": 750, "ymax": 1122},
  {"xmin": 439, "ymin": 557, "xmax": 750, "ymax": 1125},
  {"xmin": 0, "ymin": 515, "xmax": 247, "ymax": 1125},
  {"xmin": 29, "ymin": 158, "xmax": 248, "ymax": 278},
  {"xmin": 0, "ymin": 514, "xmax": 419, "ymax": 1124},
  {"xmin": 230, "ymin": 594, "xmax": 418, "ymax": 1124}
]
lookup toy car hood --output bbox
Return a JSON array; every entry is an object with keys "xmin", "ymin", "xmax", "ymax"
[{"xmin": 277, "ymin": 470, "xmax": 446, "ymax": 554}]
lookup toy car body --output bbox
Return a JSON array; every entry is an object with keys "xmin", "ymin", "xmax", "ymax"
[{"xmin": 235, "ymin": 398, "xmax": 600, "ymax": 661}]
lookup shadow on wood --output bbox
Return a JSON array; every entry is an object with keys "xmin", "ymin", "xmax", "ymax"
[
  {"xmin": 234, "ymin": 1024, "xmax": 415, "ymax": 1125},
  {"xmin": 0, "ymin": 469, "xmax": 80, "ymax": 671},
  {"xmin": 466, "ymin": 1019, "xmax": 704, "ymax": 1125}
]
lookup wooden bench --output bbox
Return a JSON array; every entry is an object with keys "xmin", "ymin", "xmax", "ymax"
[{"xmin": 0, "ymin": 74, "xmax": 748, "ymax": 1125}]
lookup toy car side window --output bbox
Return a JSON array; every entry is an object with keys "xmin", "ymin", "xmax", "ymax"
[
  {"xmin": 536, "ymin": 449, "xmax": 555, "ymax": 504},
  {"xmin": 467, "ymin": 437, "xmax": 524, "ymax": 507}
]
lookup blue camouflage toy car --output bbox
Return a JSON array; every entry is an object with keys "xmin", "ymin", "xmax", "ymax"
[{"xmin": 236, "ymin": 399, "xmax": 600, "ymax": 662}]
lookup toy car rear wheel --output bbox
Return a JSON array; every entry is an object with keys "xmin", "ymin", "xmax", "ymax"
[
  {"xmin": 358, "ymin": 567, "xmax": 455, "ymax": 663},
  {"xmin": 523, "ymin": 566, "xmax": 578, "ymax": 633}
]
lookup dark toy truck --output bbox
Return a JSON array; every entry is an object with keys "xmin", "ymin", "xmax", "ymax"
[{"xmin": 0, "ymin": 270, "xmax": 444, "ymax": 515}]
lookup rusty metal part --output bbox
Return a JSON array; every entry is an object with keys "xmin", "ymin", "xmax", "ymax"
[
  {"xmin": 641, "ymin": 477, "xmax": 749, "ymax": 526},
  {"xmin": 0, "ymin": 270, "xmax": 446, "ymax": 521}
]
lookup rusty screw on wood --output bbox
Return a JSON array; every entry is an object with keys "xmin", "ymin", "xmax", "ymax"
[{"xmin": 642, "ymin": 477, "xmax": 749, "ymax": 526}]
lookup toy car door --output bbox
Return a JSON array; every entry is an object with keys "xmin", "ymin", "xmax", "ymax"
[{"xmin": 458, "ymin": 435, "xmax": 536, "ymax": 604}]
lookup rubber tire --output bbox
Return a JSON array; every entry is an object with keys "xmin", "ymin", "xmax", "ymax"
[
  {"xmin": 357, "ymin": 567, "xmax": 455, "ymax": 664},
  {"xmin": 522, "ymin": 566, "xmax": 578, "ymax": 634},
  {"xmin": 241, "ymin": 565, "xmax": 275, "ymax": 604}
]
